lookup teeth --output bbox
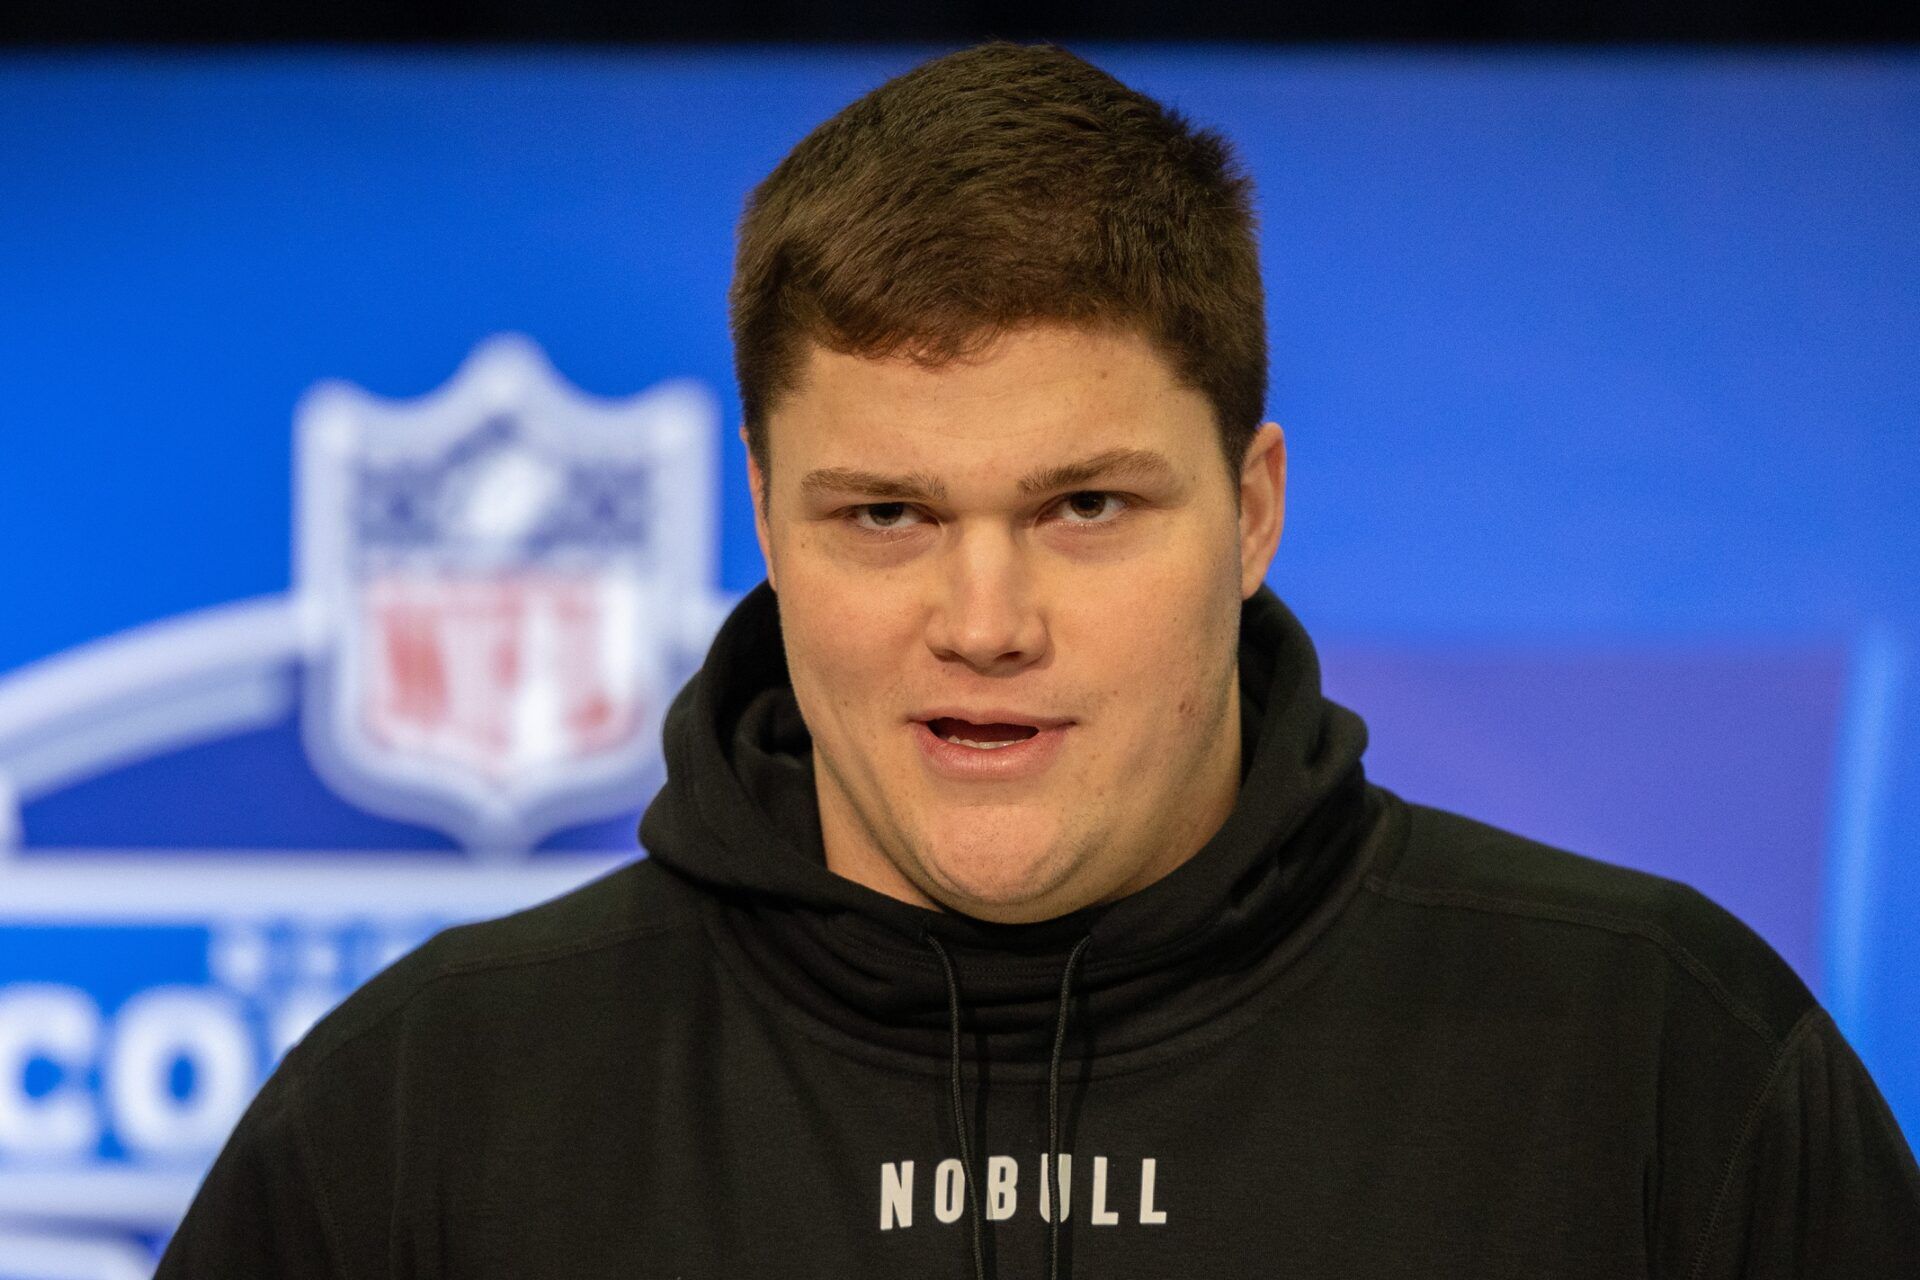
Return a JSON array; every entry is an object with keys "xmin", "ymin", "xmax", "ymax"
[{"xmin": 945, "ymin": 736, "xmax": 1019, "ymax": 749}]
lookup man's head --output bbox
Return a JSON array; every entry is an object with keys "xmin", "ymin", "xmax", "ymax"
[{"xmin": 730, "ymin": 43, "xmax": 1286, "ymax": 924}]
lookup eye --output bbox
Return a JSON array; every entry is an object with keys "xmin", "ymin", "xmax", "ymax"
[
  {"xmin": 1052, "ymin": 491, "xmax": 1128, "ymax": 525},
  {"xmin": 847, "ymin": 502, "xmax": 928, "ymax": 532}
]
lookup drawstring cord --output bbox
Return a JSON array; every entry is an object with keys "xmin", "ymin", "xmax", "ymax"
[
  {"xmin": 1048, "ymin": 935, "xmax": 1092, "ymax": 1280},
  {"xmin": 922, "ymin": 929, "xmax": 1093, "ymax": 1280},
  {"xmin": 923, "ymin": 933, "xmax": 987, "ymax": 1280}
]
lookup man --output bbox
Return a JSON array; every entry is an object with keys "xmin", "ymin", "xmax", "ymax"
[{"xmin": 160, "ymin": 42, "xmax": 1920, "ymax": 1278}]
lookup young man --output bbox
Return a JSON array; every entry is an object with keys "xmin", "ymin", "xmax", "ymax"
[{"xmin": 160, "ymin": 43, "xmax": 1920, "ymax": 1278}]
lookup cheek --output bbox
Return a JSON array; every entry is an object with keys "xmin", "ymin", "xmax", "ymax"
[
  {"xmin": 1066, "ymin": 562, "xmax": 1234, "ymax": 734},
  {"xmin": 777, "ymin": 564, "xmax": 919, "ymax": 728}
]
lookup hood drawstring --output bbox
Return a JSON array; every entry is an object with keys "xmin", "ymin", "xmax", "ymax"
[
  {"xmin": 923, "ymin": 932, "xmax": 987, "ymax": 1280},
  {"xmin": 922, "ymin": 930, "xmax": 1094, "ymax": 1280},
  {"xmin": 1047, "ymin": 934, "xmax": 1092, "ymax": 1280}
]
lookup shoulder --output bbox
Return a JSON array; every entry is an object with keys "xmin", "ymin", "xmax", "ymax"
[
  {"xmin": 290, "ymin": 855, "xmax": 706, "ymax": 1072},
  {"xmin": 1369, "ymin": 794, "xmax": 1815, "ymax": 1054},
  {"xmin": 188, "ymin": 860, "xmax": 707, "ymax": 1266}
]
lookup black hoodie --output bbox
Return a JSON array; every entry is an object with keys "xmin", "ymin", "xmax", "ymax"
[{"xmin": 158, "ymin": 583, "xmax": 1920, "ymax": 1279}]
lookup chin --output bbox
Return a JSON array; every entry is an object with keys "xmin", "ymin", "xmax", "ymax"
[{"xmin": 913, "ymin": 824, "xmax": 1079, "ymax": 920}]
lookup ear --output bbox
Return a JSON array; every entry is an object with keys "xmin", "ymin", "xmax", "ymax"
[
  {"xmin": 743, "ymin": 426, "xmax": 777, "ymax": 592},
  {"xmin": 1237, "ymin": 423, "xmax": 1287, "ymax": 598}
]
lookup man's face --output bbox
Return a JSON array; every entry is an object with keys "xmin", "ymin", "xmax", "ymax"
[{"xmin": 747, "ymin": 323, "xmax": 1285, "ymax": 924}]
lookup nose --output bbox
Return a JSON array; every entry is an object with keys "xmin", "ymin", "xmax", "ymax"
[{"xmin": 925, "ymin": 524, "xmax": 1049, "ymax": 675}]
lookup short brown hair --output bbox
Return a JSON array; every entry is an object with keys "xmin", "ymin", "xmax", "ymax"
[{"xmin": 729, "ymin": 42, "xmax": 1266, "ymax": 478}]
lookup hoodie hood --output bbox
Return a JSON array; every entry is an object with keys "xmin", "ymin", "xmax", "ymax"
[{"xmin": 639, "ymin": 580, "xmax": 1379, "ymax": 1074}]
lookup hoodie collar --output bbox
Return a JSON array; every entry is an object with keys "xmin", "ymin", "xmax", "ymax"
[{"xmin": 639, "ymin": 580, "xmax": 1380, "ymax": 1071}]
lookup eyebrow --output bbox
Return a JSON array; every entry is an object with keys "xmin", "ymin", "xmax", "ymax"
[
  {"xmin": 799, "ymin": 466, "xmax": 949, "ymax": 503},
  {"xmin": 1015, "ymin": 447, "xmax": 1178, "ymax": 495},
  {"xmin": 798, "ymin": 448, "xmax": 1177, "ymax": 504}
]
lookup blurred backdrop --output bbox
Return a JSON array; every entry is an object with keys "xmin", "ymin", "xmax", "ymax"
[{"xmin": 0, "ymin": 37, "xmax": 1917, "ymax": 1275}]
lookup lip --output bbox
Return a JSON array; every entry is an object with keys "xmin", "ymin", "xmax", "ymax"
[
  {"xmin": 909, "ymin": 709, "xmax": 1073, "ymax": 782},
  {"xmin": 910, "ymin": 707, "xmax": 1074, "ymax": 732}
]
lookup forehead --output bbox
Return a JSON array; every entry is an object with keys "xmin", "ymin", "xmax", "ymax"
[{"xmin": 766, "ymin": 323, "xmax": 1217, "ymax": 477}]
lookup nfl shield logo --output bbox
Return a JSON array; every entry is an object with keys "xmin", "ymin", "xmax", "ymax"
[{"xmin": 295, "ymin": 335, "xmax": 726, "ymax": 855}]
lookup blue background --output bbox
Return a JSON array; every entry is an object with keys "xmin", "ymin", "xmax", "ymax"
[{"xmin": 1, "ymin": 49, "xmax": 1916, "ymax": 1254}]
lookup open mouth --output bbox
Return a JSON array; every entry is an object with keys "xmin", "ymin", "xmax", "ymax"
[{"xmin": 924, "ymin": 717, "xmax": 1042, "ymax": 750}]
